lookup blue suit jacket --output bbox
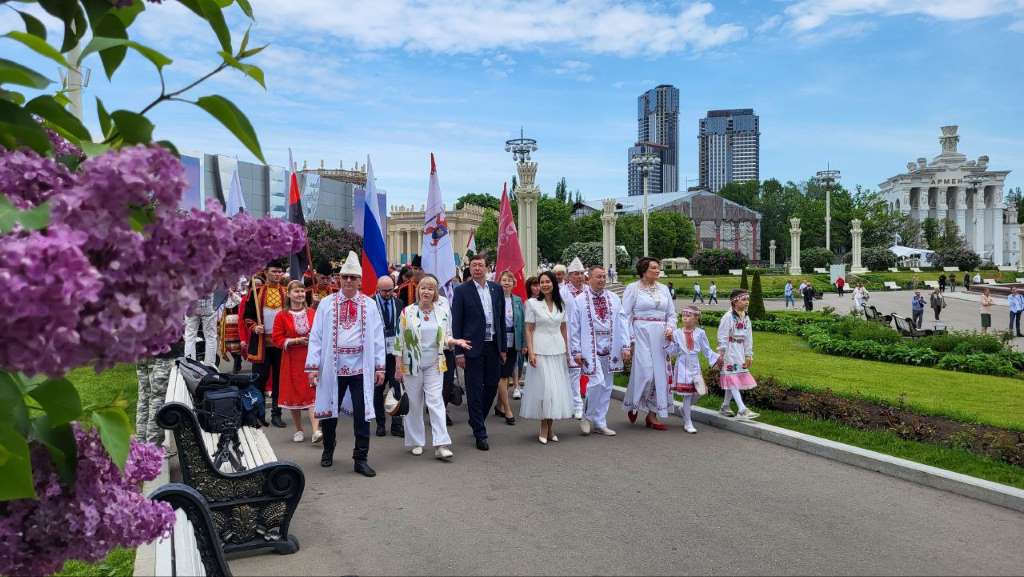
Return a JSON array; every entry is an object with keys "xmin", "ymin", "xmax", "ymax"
[{"xmin": 451, "ymin": 279, "xmax": 507, "ymax": 358}]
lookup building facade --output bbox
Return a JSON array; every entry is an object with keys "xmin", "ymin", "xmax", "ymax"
[
  {"xmin": 879, "ymin": 126, "xmax": 1016, "ymax": 266},
  {"xmin": 628, "ymin": 85, "xmax": 679, "ymax": 196},
  {"xmin": 698, "ymin": 109, "xmax": 760, "ymax": 193},
  {"xmin": 386, "ymin": 203, "xmax": 487, "ymax": 266}
]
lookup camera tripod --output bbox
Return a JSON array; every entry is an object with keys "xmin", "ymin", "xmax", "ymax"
[{"xmin": 211, "ymin": 427, "xmax": 244, "ymax": 472}]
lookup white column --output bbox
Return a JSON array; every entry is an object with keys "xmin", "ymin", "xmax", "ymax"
[
  {"xmin": 851, "ymin": 219, "xmax": 865, "ymax": 273},
  {"xmin": 789, "ymin": 218, "xmax": 802, "ymax": 276},
  {"xmin": 1018, "ymin": 227, "xmax": 1024, "ymax": 272},
  {"xmin": 954, "ymin": 188, "xmax": 966, "ymax": 237},
  {"xmin": 602, "ymin": 198, "xmax": 617, "ymax": 271},
  {"xmin": 994, "ymin": 207, "xmax": 1005, "ymax": 266},
  {"xmin": 769, "ymin": 239, "xmax": 776, "ymax": 268}
]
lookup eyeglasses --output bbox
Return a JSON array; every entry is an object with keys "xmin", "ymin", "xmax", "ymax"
[
  {"xmin": 341, "ymin": 275, "xmax": 360, "ymax": 281},
  {"xmin": 378, "ymin": 288, "xmax": 394, "ymax": 294}
]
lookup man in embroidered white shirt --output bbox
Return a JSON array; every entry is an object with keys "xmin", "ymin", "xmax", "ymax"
[
  {"xmin": 560, "ymin": 257, "xmax": 587, "ymax": 419},
  {"xmin": 306, "ymin": 251, "xmax": 386, "ymax": 477}
]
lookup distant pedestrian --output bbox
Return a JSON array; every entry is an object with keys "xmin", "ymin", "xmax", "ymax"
[
  {"xmin": 973, "ymin": 272, "xmax": 982, "ymax": 285},
  {"xmin": 911, "ymin": 291, "xmax": 926, "ymax": 329},
  {"xmin": 1009, "ymin": 288, "xmax": 1023, "ymax": 337},
  {"xmin": 930, "ymin": 287, "xmax": 945, "ymax": 321},
  {"xmin": 852, "ymin": 283, "xmax": 868, "ymax": 315},
  {"xmin": 802, "ymin": 281, "xmax": 814, "ymax": 311},
  {"xmin": 964, "ymin": 273, "xmax": 971, "ymax": 290},
  {"xmin": 784, "ymin": 280, "xmax": 795, "ymax": 308},
  {"xmin": 667, "ymin": 281, "xmax": 675, "ymax": 300},
  {"xmin": 692, "ymin": 281, "xmax": 704, "ymax": 304},
  {"xmin": 912, "ymin": 274, "xmax": 920, "ymax": 290},
  {"xmin": 835, "ymin": 276, "xmax": 845, "ymax": 296},
  {"xmin": 938, "ymin": 274, "xmax": 947, "ymax": 293},
  {"xmin": 980, "ymin": 288, "xmax": 993, "ymax": 335},
  {"xmin": 708, "ymin": 281, "xmax": 719, "ymax": 304},
  {"xmin": 948, "ymin": 275, "xmax": 956, "ymax": 293}
]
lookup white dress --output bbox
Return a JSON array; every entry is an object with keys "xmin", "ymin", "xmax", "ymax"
[
  {"xmin": 519, "ymin": 299, "xmax": 575, "ymax": 420},
  {"xmin": 621, "ymin": 282, "xmax": 677, "ymax": 418}
]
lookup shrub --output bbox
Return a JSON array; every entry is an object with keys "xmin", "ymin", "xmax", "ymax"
[
  {"xmin": 561, "ymin": 242, "xmax": 604, "ymax": 269},
  {"xmin": 749, "ymin": 271, "xmax": 766, "ymax": 320},
  {"xmin": 801, "ymin": 247, "xmax": 835, "ymax": 272},
  {"xmin": 932, "ymin": 245, "xmax": 982, "ymax": 271},
  {"xmin": 912, "ymin": 332, "xmax": 1005, "ymax": 354},
  {"xmin": 740, "ymin": 269, "xmax": 749, "ymax": 290},
  {"xmin": 828, "ymin": 316, "xmax": 902, "ymax": 345},
  {"xmin": 691, "ymin": 248, "xmax": 748, "ymax": 275},
  {"xmin": 862, "ymin": 246, "xmax": 898, "ymax": 271},
  {"xmin": 937, "ymin": 353, "xmax": 1017, "ymax": 377}
]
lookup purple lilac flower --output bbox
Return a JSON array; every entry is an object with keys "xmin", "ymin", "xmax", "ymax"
[
  {"xmin": 0, "ymin": 427, "xmax": 175, "ymax": 576},
  {"xmin": 0, "ymin": 149, "xmax": 73, "ymax": 209}
]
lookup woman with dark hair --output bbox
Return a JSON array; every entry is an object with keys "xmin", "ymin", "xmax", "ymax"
[
  {"xmin": 520, "ymin": 271, "xmax": 575, "ymax": 444},
  {"xmin": 513, "ymin": 276, "xmax": 541, "ymax": 400},
  {"xmin": 621, "ymin": 257, "xmax": 676, "ymax": 430}
]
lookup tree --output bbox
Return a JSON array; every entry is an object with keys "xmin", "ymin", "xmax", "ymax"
[
  {"xmin": 802, "ymin": 247, "xmax": 835, "ymax": 272},
  {"xmin": 307, "ymin": 220, "xmax": 362, "ymax": 274},
  {"xmin": 691, "ymin": 249, "xmax": 749, "ymax": 275},
  {"xmin": 475, "ymin": 210, "xmax": 498, "ymax": 257},
  {"xmin": 554, "ymin": 177, "xmax": 568, "ymax": 203},
  {"xmin": 537, "ymin": 196, "xmax": 574, "ymax": 262},
  {"xmin": 719, "ymin": 180, "xmax": 760, "ymax": 209},
  {"xmin": 861, "ymin": 246, "xmax": 898, "ymax": 271},
  {"xmin": 932, "ymin": 246, "xmax": 982, "ymax": 271},
  {"xmin": 749, "ymin": 271, "xmax": 767, "ymax": 320},
  {"xmin": 739, "ymin": 269, "xmax": 749, "ymax": 290},
  {"xmin": 561, "ymin": 242, "xmax": 604, "ymax": 268},
  {"xmin": 615, "ymin": 212, "xmax": 697, "ymax": 261},
  {"xmin": 571, "ymin": 212, "xmax": 602, "ymax": 244},
  {"xmin": 940, "ymin": 219, "xmax": 963, "ymax": 251},
  {"xmin": 922, "ymin": 218, "xmax": 941, "ymax": 250},
  {"xmin": 455, "ymin": 193, "xmax": 500, "ymax": 211}
]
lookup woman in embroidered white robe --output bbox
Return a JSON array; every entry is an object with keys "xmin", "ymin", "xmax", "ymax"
[{"xmin": 621, "ymin": 258, "xmax": 677, "ymax": 429}]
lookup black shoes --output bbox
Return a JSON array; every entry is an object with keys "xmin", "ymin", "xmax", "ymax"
[
  {"xmin": 445, "ymin": 414, "xmax": 453, "ymax": 426},
  {"xmin": 505, "ymin": 416, "xmax": 516, "ymax": 425},
  {"xmin": 354, "ymin": 461, "xmax": 376, "ymax": 477},
  {"xmin": 320, "ymin": 455, "xmax": 333, "ymax": 468},
  {"xmin": 376, "ymin": 423, "xmax": 387, "ymax": 437},
  {"xmin": 493, "ymin": 406, "xmax": 503, "ymax": 417},
  {"xmin": 271, "ymin": 414, "xmax": 286, "ymax": 428},
  {"xmin": 390, "ymin": 427, "xmax": 405, "ymax": 438},
  {"xmin": 475, "ymin": 438, "xmax": 489, "ymax": 451}
]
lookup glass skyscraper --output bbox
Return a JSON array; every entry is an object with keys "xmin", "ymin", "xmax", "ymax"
[
  {"xmin": 698, "ymin": 109, "xmax": 760, "ymax": 193},
  {"xmin": 628, "ymin": 85, "xmax": 679, "ymax": 196}
]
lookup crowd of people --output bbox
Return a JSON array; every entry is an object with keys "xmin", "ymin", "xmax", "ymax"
[{"xmin": 137, "ymin": 251, "xmax": 762, "ymax": 479}]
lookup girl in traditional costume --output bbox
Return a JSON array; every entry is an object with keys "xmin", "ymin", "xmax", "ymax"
[
  {"xmin": 272, "ymin": 280, "xmax": 320, "ymax": 443},
  {"xmin": 665, "ymin": 305, "xmax": 719, "ymax": 433},
  {"xmin": 717, "ymin": 289, "xmax": 760, "ymax": 420}
]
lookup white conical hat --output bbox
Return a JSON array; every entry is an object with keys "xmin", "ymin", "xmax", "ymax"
[
  {"xmin": 339, "ymin": 250, "xmax": 362, "ymax": 276},
  {"xmin": 567, "ymin": 257, "xmax": 585, "ymax": 273}
]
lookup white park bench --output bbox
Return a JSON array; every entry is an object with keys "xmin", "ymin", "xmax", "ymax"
[
  {"xmin": 942, "ymin": 266, "xmax": 960, "ymax": 272},
  {"xmin": 682, "ymin": 270, "xmax": 701, "ymax": 277},
  {"xmin": 998, "ymin": 265, "xmax": 1016, "ymax": 272},
  {"xmin": 728, "ymin": 269, "xmax": 743, "ymax": 276},
  {"xmin": 883, "ymin": 281, "xmax": 900, "ymax": 290},
  {"xmin": 984, "ymin": 278, "xmax": 998, "ymax": 285},
  {"xmin": 813, "ymin": 267, "xmax": 828, "ymax": 274},
  {"xmin": 923, "ymin": 280, "xmax": 939, "ymax": 289},
  {"xmin": 888, "ymin": 267, "xmax": 900, "ymax": 273},
  {"xmin": 910, "ymin": 267, "xmax": 922, "ymax": 273}
]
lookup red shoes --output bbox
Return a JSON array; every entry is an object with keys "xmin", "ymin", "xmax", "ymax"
[
  {"xmin": 645, "ymin": 414, "xmax": 668, "ymax": 431},
  {"xmin": 627, "ymin": 410, "xmax": 638, "ymax": 424}
]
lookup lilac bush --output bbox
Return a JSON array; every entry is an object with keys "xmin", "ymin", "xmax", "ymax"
[
  {"xmin": 0, "ymin": 428, "xmax": 176, "ymax": 576},
  {"xmin": 0, "ymin": 145, "xmax": 306, "ymax": 375}
]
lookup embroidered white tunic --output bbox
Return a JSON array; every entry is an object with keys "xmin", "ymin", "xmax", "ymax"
[
  {"xmin": 305, "ymin": 292, "xmax": 386, "ymax": 421},
  {"xmin": 717, "ymin": 310, "xmax": 757, "ymax": 390},
  {"xmin": 560, "ymin": 282, "xmax": 585, "ymax": 369},
  {"xmin": 621, "ymin": 281, "xmax": 677, "ymax": 417},
  {"xmin": 570, "ymin": 287, "xmax": 628, "ymax": 376},
  {"xmin": 664, "ymin": 327, "xmax": 719, "ymax": 395}
]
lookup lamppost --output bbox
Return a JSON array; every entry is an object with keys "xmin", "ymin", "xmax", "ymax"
[
  {"xmin": 815, "ymin": 168, "xmax": 841, "ymax": 252},
  {"xmin": 506, "ymin": 128, "xmax": 540, "ymax": 276},
  {"xmin": 631, "ymin": 152, "xmax": 661, "ymax": 257}
]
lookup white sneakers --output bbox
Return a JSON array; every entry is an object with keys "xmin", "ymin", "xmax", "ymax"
[
  {"xmin": 580, "ymin": 418, "xmax": 593, "ymax": 435},
  {"xmin": 512, "ymin": 388, "xmax": 522, "ymax": 400},
  {"xmin": 736, "ymin": 409, "xmax": 760, "ymax": 420},
  {"xmin": 435, "ymin": 446, "xmax": 453, "ymax": 461},
  {"xmin": 683, "ymin": 424, "xmax": 698, "ymax": 434},
  {"xmin": 720, "ymin": 406, "xmax": 736, "ymax": 417},
  {"xmin": 573, "ymin": 409, "xmax": 583, "ymax": 420},
  {"xmin": 411, "ymin": 446, "xmax": 423, "ymax": 456},
  {"xmin": 311, "ymin": 430, "xmax": 323, "ymax": 444},
  {"xmin": 593, "ymin": 426, "xmax": 617, "ymax": 436},
  {"xmin": 292, "ymin": 430, "xmax": 305, "ymax": 443}
]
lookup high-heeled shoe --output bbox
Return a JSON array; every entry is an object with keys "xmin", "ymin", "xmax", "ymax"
[
  {"xmin": 548, "ymin": 434, "xmax": 559, "ymax": 443},
  {"xmin": 494, "ymin": 406, "xmax": 503, "ymax": 417},
  {"xmin": 538, "ymin": 435, "xmax": 548, "ymax": 445},
  {"xmin": 645, "ymin": 414, "xmax": 668, "ymax": 431},
  {"xmin": 627, "ymin": 410, "xmax": 638, "ymax": 424}
]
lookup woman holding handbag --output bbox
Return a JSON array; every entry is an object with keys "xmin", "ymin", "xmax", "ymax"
[{"xmin": 395, "ymin": 275, "xmax": 471, "ymax": 461}]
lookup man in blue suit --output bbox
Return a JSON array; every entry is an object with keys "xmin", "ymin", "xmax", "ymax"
[{"xmin": 451, "ymin": 253, "xmax": 507, "ymax": 450}]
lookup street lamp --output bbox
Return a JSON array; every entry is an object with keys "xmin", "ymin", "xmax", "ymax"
[
  {"xmin": 815, "ymin": 168, "xmax": 841, "ymax": 252},
  {"xmin": 631, "ymin": 152, "xmax": 661, "ymax": 257},
  {"xmin": 505, "ymin": 127, "xmax": 538, "ymax": 163}
]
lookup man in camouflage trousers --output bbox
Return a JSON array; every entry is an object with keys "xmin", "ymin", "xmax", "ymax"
[{"xmin": 136, "ymin": 339, "xmax": 183, "ymax": 445}]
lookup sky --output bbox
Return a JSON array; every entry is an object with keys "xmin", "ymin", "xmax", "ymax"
[{"xmin": 4, "ymin": 0, "xmax": 1024, "ymax": 208}]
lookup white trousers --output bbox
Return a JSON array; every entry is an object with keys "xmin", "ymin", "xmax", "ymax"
[
  {"xmin": 569, "ymin": 366, "xmax": 583, "ymax": 412},
  {"xmin": 184, "ymin": 312, "xmax": 219, "ymax": 366},
  {"xmin": 584, "ymin": 356, "xmax": 614, "ymax": 429},
  {"xmin": 403, "ymin": 364, "xmax": 452, "ymax": 448}
]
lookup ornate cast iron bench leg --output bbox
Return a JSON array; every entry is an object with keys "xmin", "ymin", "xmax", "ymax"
[
  {"xmin": 158, "ymin": 402, "xmax": 304, "ymax": 557},
  {"xmin": 149, "ymin": 483, "xmax": 234, "ymax": 577}
]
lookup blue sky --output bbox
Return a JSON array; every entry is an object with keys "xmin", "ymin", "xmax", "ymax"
[{"xmin": 4, "ymin": 0, "xmax": 1024, "ymax": 207}]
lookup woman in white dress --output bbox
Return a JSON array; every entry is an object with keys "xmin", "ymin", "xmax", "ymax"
[
  {"xmin": 520, "ymin": 271, "xmax": 575, "ymax": 444},
  {"xmin": 622, "ymin": 257, "xmax": 677, "ymax": 431}
]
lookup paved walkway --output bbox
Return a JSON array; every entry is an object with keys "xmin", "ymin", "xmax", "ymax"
[{"xmin": 230, "ymin": 399, "xmax": 1024, "ymax": 576}]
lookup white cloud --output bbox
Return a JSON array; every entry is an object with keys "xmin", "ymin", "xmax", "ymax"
[
  {"xmin": 249, "ymin": 0, "xmax": 746, "ymax": 56},
  {"xmin": 481, "ymin": 52, "xmax": 516, "ymax": 78},
  {"xmin": 552, "ymin": 60, "xmax": 594, "ymax": 82},
  {"xmin": 756, "ymin": 14, "xmax": 784, "ymax": 33},
  {"xmin": 782, "ymin": 0, "xmax": 1024, "ymax": 32}
]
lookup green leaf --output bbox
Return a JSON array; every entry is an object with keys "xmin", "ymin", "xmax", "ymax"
[
  {"xmin": 27, "ymin": 378, "xmax": 82, "ymax": 426},
  {"xmin": 0, "ymin": 372, "xmax": 30, "ymax": 436},
  {"xmin": 0, "ymin": 425, "xmax": 36, "ymax": 501},
  {"xmin": 0, "ymin": 198, "xmax": 51, "ymax": 234},
  {"xmin": 177, "ymin": 0, "xmax": 204, "ymax": 18},
  {"xmin": 194, "ymin": 95, "xmax": 264, "ymax": 162},
  {"xmin": 235, "ymin": 0, "xmax": 254, "ymax": 19},
  {"xmin": 92, "ymin": 407, "xmax": 132, "ymax": 471},
  {"xmin": 238, "ymin": 26, "xmax": 250, "ymax": 53},
  {"xmin": 198, "ymin": 0, "xmax": 232, "ymax": 53},
  {"xmin": 79, "ymin": 140, "xmax": 111, "ymax": 156},
  {"xmin": 126, "ymin": 41, "xmax": 173, "ymax": 71},
  {"xmin": 18, "ymin": 11, "xmax": 47, "ymax": 40},
  {"xmin": 238, "ymin": 44, "xmax": 267, "ymax": 59},
  {"xmin": 219, "ymin": 51, "xmax": 264, "ymax": 88},
  {"xmin": 96, "ymin": 96, "xmax": 112, "ymax": 137},
  {"xmin": 156, "ymin": 139, "xmax": 180, "ymax": 157},
  {"xmin": 31, "ymin": 416, "xmax": 77, "ymax": 484},
  {"xmin": 81, "ymin": 37, "xmax": 173, "ymax": 73},
  {"xmin": 110, "ymin": 109, "xmax": 154, "ymax": 144},
  {"xmin": 0, "ymin": 89, "xmax": 26, "ymax": 105},
  {"xmin": 61, "ymin": 7, "xmax": 88, "ymax": 53},
  {"xmin": 0, "ymin": 57, "xmax": 52, "ymax": 89},
  {"xmin": 93, "ymin": 15, "xmax": 128, "ymax": 79},
  {"xmin": 25, "ymin": 95, "xmax": 91, "ymax": 141},
  {"xmin": 129, "ymin": 205, "xmax": 155, "ymax": 231},
  {"xmin": 4, "ymin": 31, "xmax": 70, "ymax": 68},
  {"xmin": 0, "ymin": 99, "xmax": 51, "ymax": 154}
]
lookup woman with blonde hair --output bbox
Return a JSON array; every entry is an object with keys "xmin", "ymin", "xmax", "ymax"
[
  {"xmin": 271, "ymin": 280, "xmax": 320, "ymax": 443},
  {"xmin": 493, "ymin": 271, "xmax": 525, "ymax": 425},
  {"xmin": 395, "ymin": 274, "xmax": 471, "ymax": 460}
]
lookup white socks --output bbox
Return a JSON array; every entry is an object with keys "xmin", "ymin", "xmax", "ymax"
[
  {"xmin": 682, "ymin": 395, "xmax": 695, "ymax": 428},
  {"xmin": 722, "ymin": 389, "xmax": 748, "ymax": 413}
]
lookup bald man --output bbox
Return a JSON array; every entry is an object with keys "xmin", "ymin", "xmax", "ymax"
[{"xmin": 374, "ymin": 275, "xmax": 404, "ymax": 437}]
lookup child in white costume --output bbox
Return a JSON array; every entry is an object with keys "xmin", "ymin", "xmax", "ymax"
[
  {"xmin": 716, "ymin": 289, "xmax": 760, "ymax": 420},
  {"xmin": 664, "ymin": 305, "xmax": 719, "ymax": 433}
]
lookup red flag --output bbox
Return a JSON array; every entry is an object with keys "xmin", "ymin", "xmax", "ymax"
[
  {"xmin": 287, "ymin": 170, "xmax": 313, "ymax": 281},
  {"xmin": 496, "ymin": 183, "xmax": 527, "ymax": 301}
]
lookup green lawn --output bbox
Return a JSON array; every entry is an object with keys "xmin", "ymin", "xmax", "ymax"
[
  {"xmin": 57, "ymin": 364, "xmax": 140, "ymax": 577},
  {"xmin": 704, "ymin": 327, "xmax": 1024, "ymax": 431}
]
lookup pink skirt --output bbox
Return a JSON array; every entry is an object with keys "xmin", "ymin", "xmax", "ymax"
[{"xmin": 720, "ymin": 372, "xmax": 757, "ymax": 391}]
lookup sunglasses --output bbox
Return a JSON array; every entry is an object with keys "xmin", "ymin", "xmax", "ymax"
[{"xmin": 341, "ymin": 275, "xmax": 360, "ymax": 281}]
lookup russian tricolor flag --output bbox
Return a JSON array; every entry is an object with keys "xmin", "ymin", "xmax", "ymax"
[{"xmin": 360, "ymin": 156, "xmax": 389, "ymax": 295}]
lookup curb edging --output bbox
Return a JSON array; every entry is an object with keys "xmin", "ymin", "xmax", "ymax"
[{"xmin": 611, "ymin": 386, "xmax": 1024, "ymax": 514}]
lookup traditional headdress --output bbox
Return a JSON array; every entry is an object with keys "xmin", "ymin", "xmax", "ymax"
[
  {"xmin": 681, "ymin": 305, "xmax": 701, "ymax": 317},
  {"xmin": 339, "ymin": 251, "xmax": 362, "ymax": 277},
  {"xmin": 729, "ymin": 288, "xmax": 749, "ymax": 301},
  {"xmin": 567, "ymin": 257, "xmax": 585, "ymax": 273}
]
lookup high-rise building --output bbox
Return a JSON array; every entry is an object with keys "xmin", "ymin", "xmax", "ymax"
[
  {"xmin": 628, "ymin": 85, "xmax": 679, "ymax": 196},
  {"xmin": 698, "ymin": 108, "xmax": 760, "ymax": 193}
]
